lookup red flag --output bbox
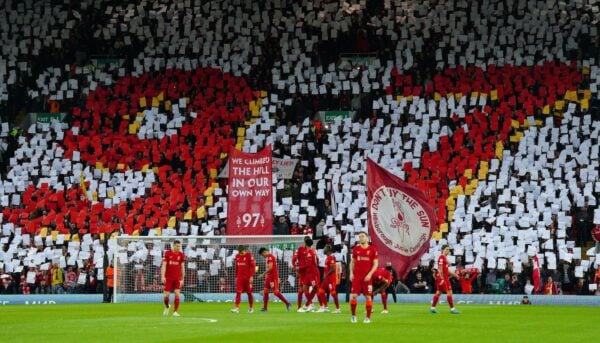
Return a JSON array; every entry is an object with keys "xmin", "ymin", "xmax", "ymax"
[
  {"xmin": 532, "ymin": 255, "xmax": 541, "ymax": 294},
  {"xmin": 226, "ymin": 145, "xmax": 273, "ymax": 235},
  {"xmin": 367, "ymin": 158, "xmax": 437, "ymax": 279}
]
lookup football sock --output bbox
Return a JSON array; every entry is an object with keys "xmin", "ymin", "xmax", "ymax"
[
  {"xmin": 174, "ymin": 295, "xmax": 180, "ymax": 312},
  {"xmin": 235, "ymin": 292, "xmax": 241, "ymax": 307},
  {"xmin": 309, "ymin": 288, "xmax": 318, "ymax": 304},
  {"xmin": 297, "ymin": 291, "xmax": 303, "ymax": 308},
  {"xmin": 304, "ymin": 290, "xmax": 312, "ymax": 306},
  {"xmin": 432, "ymin": 293, "xmax": 440, "ymax": 307},
  {"xmin": 331, "ymin": 291, "xmax": 339, "ymax": 309},
  {"xmin": 350, "ymin": 298, "xmax": 357, "ymax": 316},
  {"xmin": 317, "ymin": 289, "xmax": 326, "ymax": 307},
  {"xmin": 381, "ymin": 292, "xmax": 388, "ymax": 310},
  {"xmin": 274, "ymin": 291, "xmax": 290, "ymax": 306},
  {"xmin": 248, "ymin": 292, "xmax": 254, "ymax": 308},
  {"xmin": 163, "ymin": 296, "xmax": 169, "ymax": 308},
  {"xmin": 263, "ymin": 290, "xmax": 269, "ymax": 309},
  {"xmin": 366, "ymin": 300, "xmax": 373, "ymax": 319},
  {"xmin": 447, "ymin": 294, "xmax": 454, "ymax": 308}
]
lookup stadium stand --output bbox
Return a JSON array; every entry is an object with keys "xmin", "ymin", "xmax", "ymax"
[{"xmin": 1, "ymin": 0, "xmax": 599, "ymax": 296}]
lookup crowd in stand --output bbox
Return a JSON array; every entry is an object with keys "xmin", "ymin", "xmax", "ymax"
[
  {"xmin": 1, "ymin": 0, "xmax": 600, "ymax": 296},
  {"xmin": 0, "ymin": 263, "xmax": 101, "ymax": 295}
]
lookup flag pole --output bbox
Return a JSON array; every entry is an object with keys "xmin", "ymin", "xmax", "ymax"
[{"xmin": 345, "ymin": 227, "xmax": 351, "ymax": 303}]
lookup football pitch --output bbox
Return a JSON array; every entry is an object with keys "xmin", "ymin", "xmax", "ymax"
[{"xmin": 0, "ymin": 302, "xmax": 597, "ymax": 342}]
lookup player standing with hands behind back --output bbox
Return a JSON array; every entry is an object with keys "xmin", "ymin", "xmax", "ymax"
[
  {"xmin": 161, "ymin": 240, "xmax": 185, "ymax": 317},
  {"xmin": 350, "ymin": 231, "xmax": 378, "ymax": 323},
  {"xmin": 430, "ymin": 245, "xmax": 460, "ymax": 314}
]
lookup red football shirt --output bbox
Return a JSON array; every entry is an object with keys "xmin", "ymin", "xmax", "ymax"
[
  {"xmin": 304, "ymin": 248, "xmax": 319, "ymax": 274},
  {"xmin": 372, "ymin": 268, "xmax": 392, "ymax": 287},
  {"xmin": 235, "ymin": 252, "xmax": 256, "ymax": 279},
  {"xmin": 437, "ymin": 254, "xmax": 449, "ymax": 279},
  {"xmin": 293, "ymin": 246, "xmax": 307, "ymax": 273},
  {"xmin": 352, "ymin": 245, "xmax": 378, "ymax": 276},
  {"xmin": 265, "ymin": 253, "xmax": 278, "ymax": 278},
  {"xmin": 323, "ymin": 255, "xmax": 337, "ymax": 279},
  {"xmin": 163, "ymin": 250, "xmax": 185, "ymax": 280}
]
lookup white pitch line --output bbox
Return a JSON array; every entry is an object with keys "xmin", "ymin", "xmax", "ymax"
[
  {"xmin": 197, "ymin": 318, "xmax": 218, "ymax": 323},
  {"xmin": 169, "ymin": 317, "xmax": 218, "ymax": 323}
]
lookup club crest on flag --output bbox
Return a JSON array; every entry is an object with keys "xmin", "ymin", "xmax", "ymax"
[{"xmin": 370, "ymin": 186, "xmax": 431, "ymax": 256}]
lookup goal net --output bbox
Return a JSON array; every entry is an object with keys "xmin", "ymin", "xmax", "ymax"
[{"xmin": 112, "ymin": 235, "xmax": 306, "ymax": 303}]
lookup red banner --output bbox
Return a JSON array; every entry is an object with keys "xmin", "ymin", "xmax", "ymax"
[
  {"xmin": 532, "ymin": 255, "xmax": 541, "ymax": 294},
  {"xmin": 367, "ymin": 158, "xmax": 437, "ymax": 279},
  {"xmin": 226, "ymin": 146, "xmax": 273, "ymax": 235}
]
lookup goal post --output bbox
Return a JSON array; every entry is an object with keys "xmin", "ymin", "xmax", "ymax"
[{"xmin": 112, "ymin": 235, "xmax": 306, "ymax": 303}]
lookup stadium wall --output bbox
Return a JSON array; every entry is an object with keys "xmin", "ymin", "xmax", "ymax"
[{"xmin": 2, "ymin": 294, "xmax": 600, "ymax": 306}]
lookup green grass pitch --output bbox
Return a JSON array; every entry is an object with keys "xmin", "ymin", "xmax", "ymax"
[{"xmin": 1, "ymin": 302, "xmax": 598, "ymax": 342}]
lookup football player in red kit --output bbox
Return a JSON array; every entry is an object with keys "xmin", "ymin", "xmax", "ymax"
[
  {"xmin": 297, "ymin": 237, "xmax": 321, "ymax": 312},
  {"xmin": 371, "ymin": 267, "xmax": 393, "ymax": 314},
  {"xmin": 257, "ymin": 247, "xmax": 291, "ymax": 312},
  {"xmin": 430, "ymin": 245, "xmax": 460, "ymax": 314},
  {"xmin": 161, "ymin": 240, "xmax": 185, "ymax": 316},
  {"xmin": 231, "ymin": 245, "xmax": 256, "ymax": 313},
  {"xmin": 292, "ymin": 236, "xmax": 311, "ymax": 310},
  {"xmin": 316, "ymin": 244, "xmax": 341, "ymax": 313},
  {"xmin": 350, "ymin": 231, "xmax": 378, "ymax": 323}
]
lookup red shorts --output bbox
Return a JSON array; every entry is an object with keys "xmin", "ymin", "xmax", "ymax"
[
  {"xmin": 302, "ymin": 271, "xmax": 321, "ymax": 288},
  {"xmin": 351, "ymin": 275, "xmax": 372, "ymax": 296},
  {"xmin": 236, "ymin": 277, "xmax": 253, "ymax": 293},
  {"xmin": 264, "ymin": 276, "xmax": 280, "ymax": 291},
  {"xmin": 320, "ymin": 276, "xmax": 337, "ymax": 292},
  {"xmin": 164, "ymin": 278, "xmax": 182, "ymax": 292},
  {"xmin": 436, "ymin": 278, "xmax": 451, "ymax": 293}
]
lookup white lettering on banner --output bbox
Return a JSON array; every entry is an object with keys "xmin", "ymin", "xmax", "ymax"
[
  {"xmin": 219, "ymin": 158, "xmax": 298, "ymax": 179},
  {"xmin": 230, "ymin": 166, "xmax": 271, "ymax": 175},
  {"xmin": 24, "ymin": 301, "xmax": 56, "ymax": 305},
  {"xmin": 231, "ymin": 190, "xmax": 253, "ymax": 197},
  {"xmin": 239, "ymin": 213, "xmax": 261, "ymax": 227},
  {"xmin": 254, "ymin": 189, "xmax": 270, "ymax": 196},
  {"xmin": 240, "ymin": 157, "xmax": 271, "ymax": 165},
  {"xmin": 455, "ymin": 301, "xmax": 474, "ymax": 305},
  {"xmin": 230, "ymin": 178, "xmax": 271, "ymax": 197},
  {"xmin": 227, "ymin": 146, "xmax": 273, "ymax": 235}
]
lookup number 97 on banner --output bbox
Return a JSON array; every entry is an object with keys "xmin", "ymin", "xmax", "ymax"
[{"xmin": 236, "ymin": 213, "xmax": 264, "ymax": 227}]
